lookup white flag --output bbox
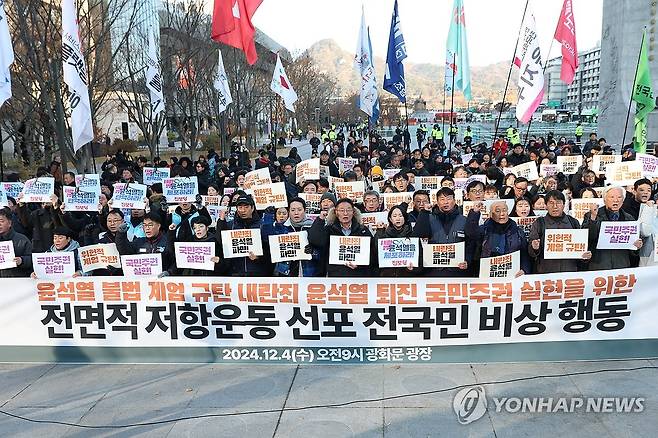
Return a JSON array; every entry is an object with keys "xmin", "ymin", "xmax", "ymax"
[
  {"xmin": 355, "ymin": 7, "xmax": 377, "ymax": 117},
  {"xmin": 270, "ymin": 54, "xmax": 297, "ymax": 112},
  {"xmin": 146, "ymin": 30, "xmax": 165, "ymax": 116},
  {"xmin": 61, "ymin": 0, "xmax": 94, "ymax": 152},
  {"xmin": 214, "ymin": 50, "xmax": 232, "ymax": 114},
  {"xmin": 515, "ymin": 10, "xmax": 545, "ymax": 124},
  {"xmin": 0, "ymin": 1, "xmax": 14, "ymax": 107}
]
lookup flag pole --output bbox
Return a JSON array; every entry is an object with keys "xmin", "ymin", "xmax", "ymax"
[
  {"xmin": 404, "ymin": 99, "xmax": 410, "ymax": 151},
  {"xmin": 622, "ymin": 28, "xmax": 646, "ymax": 149},
  {"xmin": 441, "ymin": 86, "xmax": 446, "ymax": 140},
  {"xmin": 448, "ymin": 52, "xmax": 456, "ymax": 160},
  {"xmin": 494, "ymin": 0, "xmax": 529, "ymax": 142},
  {"xmin": 524, "ymin": 37, "xmax": 555, "ymax": 145}
]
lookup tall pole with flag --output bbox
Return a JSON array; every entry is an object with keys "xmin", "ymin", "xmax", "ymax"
[
  {"xmin": 624, "ymin": 29, "xmax": 655, "ymax": 153},
  {"xmin": 0, "ymin": 0, "xmax": 13, "ymax": 181},
  {"xmin": 213, "ymin": 49, "xmax": 233, "ymax": 157},
  {"xmin": 270, "ymin": 54, "xmax": 298, "ymax": 113},
  {"xmin": 554, "ymin": 0, "xmax": 578, "ymax": 85},
  {"xmin": 383, "ymin": 0, "xmax": 407, "ymax": 144},
  {"xmin": 211, "ymin": 0, "xmax": 263, "ymax": 65},
  {"xmin": 445, "ymin": 0, "xmax": 471, "ymax": 158},
  {"xmin": 514, "ymin": 8, "xmax": 545, "ymax": 126},
  {"xmin": 367, "ymin": 27, "xmax": 379, "ymax": 129},
  {"xmin": 62, "ymin": 0, "xmax": 94, "ymax": 154},
  {"xmin": 355, "ymin": 7, "xmax": 378, "ymax": 125}
]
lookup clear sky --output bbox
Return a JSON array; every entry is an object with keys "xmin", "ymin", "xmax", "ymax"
[{"xmin": 248, "ymin": 0, "xmax": 603, "ymax": 66}]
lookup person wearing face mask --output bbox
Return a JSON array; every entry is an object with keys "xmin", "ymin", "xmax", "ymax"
[
  {"xmin": 372, "ymin": 203, "xmax": 416, "ymax": 277},
  {"xmin": 582, "ymin": 186, "xmax": 643, "ymax": 270},
  {"xmin": 466, "ymin": 200, "xmax": 531, "ymax": 277},
  {"xmin": 31, "ymin": 226, "xmax": 83, "ymax": 278},
  {"xmin": 308, "ymin": 198, "xmax": 371, "ymax": 277}
]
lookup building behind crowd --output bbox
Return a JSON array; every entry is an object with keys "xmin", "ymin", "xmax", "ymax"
[{"xmin": 599, "ymin": 0, "xmax": 658, "ymax": 148}]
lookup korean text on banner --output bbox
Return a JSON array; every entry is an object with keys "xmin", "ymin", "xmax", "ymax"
[
  {"xmin": 510, "ymin": 162, "xmax": 540, "ymax": 181},
  {"xmin": 329, "ymin": 235, "xmax": 370, "ymax": 265},
  {"xmin": 163, "ymin": 177, "xmax": 198, "ymax": 204},
  {"xmin": 174, "ymin": 242, "xmax": 215, "ymax": 271},
  {"xmin": 249, "ymin": 182, "xmax": 288, "ymax": 210},
  {"xmin": 79, "ymin": 243, "xmax": 121, "ymax": 273},
  {"xmin": 334, "ymin": 181, "xmax": 365, "ymax": 203},
  {"xmin": 112, "ymin": 183, "xmax": 147, "ymax": 210},
  {"xmin": 0, "ymin": 241, "xmax": 16, "ymax": 270},
  {"xmin": 295, "ymin": 158, "xmax": 320, "ymax": 183},
  {"xmin": 269, "ymin": 232, "xmax": 312, "ymax": 263},
  {"xmin": 605, "ymin": 161, "xmax": 644, "ymax": 186},
  {"xmin": 557, "ymin": 155, "xmax": 582, "ymax": 175},
  {"xmin": 22, "ymin": 177, "xmax": 55, "ymax": 203},
  {"xmin": 221, "ymin": 229, "xmax": 263, "ymax": 258},
  {"xmin": 422, "ymin": 241, "xmax": 465, "ymax": 267},
  {"xmin": 597, "ymin": 221, "xmax": 640, "ymax": 250},
  {"xmin": 244, "ymin": 168, "xmax": 272, "ymax": 189},
  {"xmin": 33, "ymin": 252, "xmax": 76, "ymax": 279},
  {"xmin": 63, "ymin": 186, "xmax": 99, "ymax": 212},
  {"xmin": 143, "ymin": 168, "xmax": 171, "ymax": 186},
  {"xmin": 378, "ymin": 237, "xmax": 419, "ymax": 268},
  {"xmin": 120, "ymin": 254, "xmax": 162, "ymax": 277},
  {"xmin": 479, "ymin": 251, "xmax": 520, "ymax": 279},
  {"xmin": 544, "ymin": 229, "xmax": 588, "ymax": 259},
  {"xmin": 74, "ymin": 174, "xmax": 100, "ymax": 192}
]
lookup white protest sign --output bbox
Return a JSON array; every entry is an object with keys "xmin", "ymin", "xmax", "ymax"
[
  {"xmin": 371, "ymin": 179, "xmax": 385, "ymax": 193},
  {"xmin": 461, "ymin": 153, "xmax": 474, "ymax": 163},
  {"xmin": 597, "ymin": 221, "xmax": 640, "ymax": 250},
  {"xmin": 381, "ymin": 192, "xmax": 413, "ymax": 212},
  {"xmin": 383, "ymin": 168, "xmax": 400, "ymax": 181},
  {"xmin": 512, "ymin": 216, "xmax": 539, "ymax": 239},
  {"xmin": 143, "ymin": 167, "xmax": 170, "ymax": 186},
  {"xmin": 361, "ymin": 212, "xmax": 388, "ymax": 235},
  {"xmin": 418, "ymin": 176, "xmax": 443, "ymax": 191},
  {"xmin": 539, "ymin": 164, "xmax": 559, "ymax": 177},
  {"xmin": 244, "ymin": 168, "xmax": 272, "ymax": 189},
  {"xmin": 248, "ymin": 182, "xmax": 288, "ymax": 210},
  {"xmin": 557, "ymin": 155, "xmax": 583, "ymax": 175},
  {"xmin": 268, "ymin": 232, "xmax": 312, "ymax": 263},
  {"xmin": 63, "ymin": 186, "xmax": 100, "ymax": 212},
  {"xmin": 327, "ymin": 176, "xmax": 343, "ymax": 191},
  {"xmin": 378, "ymin": 237, "xmax": 419, "ymax": 268},
  {"xmin": 544, "ymin": 229, "xmax": 589, "ymax": 259},
  {"xmin": 221, "ymin": 229, "xmax": 264, "ymax": 258},
  {"xmin": 511, "ymin": 162, "xmax": 540, "ymax": 181},
  {"xmin": 74, "ymin": 174, "xmax": 100, "ymax": 192},
  {"xmin": 295, "ymin": 158, "xmax": 320, "ymax": 183},
  {"xmin": 337, "ymin": 157, "xmax": 358, "ymax": 175},
  {"xmin": 2, "ymin": 182, "xmax": 24, "ymax": 201},
  {"xmin": 32, "ymin": 252, "xmax": 76, "ymax": 279},
  {"xmin": 454, "ymin": 175, "xmax": 486, "ymax": 192},
  {"xmin": 298, "ymin": 193, "xmax": 321, "ymax": 214},
  {"xmin": 79, "ymin": 243, "xmax": 121, "ymax": 273},
  {"xmin": 22, "ymin": 177, "xmax": 54, "ymax": 203},
  {"xmin": 635, "ymin": 153, "xmax": 658, "ymax": 178},
  {"xmin": 591, "ymin": 154, "xmax": 621, "ymax": 175},
  {"xmin": 334, "ymin": 181, "xmax": 365, "ymax": 203},
  {"xmin": 112, "ymin": 183, "xmax": 147, "ymax": 209},
  {"xmin": 120, "ymin": 254, "xmax": 163, "ymax": 277},
  {"xmin": 174, "ymin": 242, "xmax": 215, "ymax": 271},
  {"xmin": 422, "ymin": 241, "xmax": 465, "ymax": 267},
  {"xmin": 329, "ymin": 235, "xmax": 370, "ymax": 265},
  {"xmin": 570, "ymin": 198, "xmax": 605, "ymax": 223},
  {"xmin": 163, "ymin": 177, "xmax": 198, "ymax": 203},
  {"xmin": 0, "ymin": 186, "xmax": 7, "ymax": 207},
  {"xmin": 605, "ymin": 161, "xmax": 644, "ymax": 186},
  {"xmin": 479, "ymin": 251, "xmax": 520, "ymax": 278},
  {"xmin": 0, "ymin": 241, "xmax": 16, "ymax": 270}
]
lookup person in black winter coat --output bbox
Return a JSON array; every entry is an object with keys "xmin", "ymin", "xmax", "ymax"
[
  {"xmin": 0, "ymin": 207, "xmax": 32, "ymax": 277},
  {"xmin": 116, "ymin": 211, "xmax": 175, "ymax": 276},
  {"xmin": 308, "ymin": 198, "xmax": 372, "ymax": 277},
  {"xmin": 372, "ymin": 203, "xmax": 416, "ymax": 277},
  {"xmin": 167, "ymin": 215, "xmax": 229, "ymax": 276},
  {"xmin": 16, "ymin": 194, "xmax": 63, "ymax": 253}
]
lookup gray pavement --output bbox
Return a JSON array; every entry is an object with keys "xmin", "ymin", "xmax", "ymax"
[{"xmin": 1, "ymin": 360, "xmax": 658, "ymax": 437}]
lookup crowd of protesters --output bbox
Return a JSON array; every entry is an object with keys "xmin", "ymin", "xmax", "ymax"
[{"xmin": 0, "ymin": 124, "xmax": 656, "ymax": 279}]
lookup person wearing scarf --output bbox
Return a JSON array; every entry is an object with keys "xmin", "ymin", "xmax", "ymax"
[{"xmin": 372, "ymin": 203, "xmax": 416, "ymax": 277}]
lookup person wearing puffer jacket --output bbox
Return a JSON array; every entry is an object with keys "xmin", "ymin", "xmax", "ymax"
[
  {"xmin": 372, "ymin": 202, "xmax": 416, "ymax": 277},
  {"xmin": 261, "ymin": 197, "xmax": 322, "ymax": 277},
  {"xmin": 308, "ymin": 198, "xmax": 372, "ymax": 277},
  {"xmin": 31, "ymin": 226, "xmax": 83, "ymax": 278}
]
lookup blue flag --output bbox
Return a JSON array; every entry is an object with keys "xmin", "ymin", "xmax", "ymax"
[
  {"xmin": 383, "ymin": 0, "xmax": 407, "ymax": 103},
  {"xmin": 445, "ymin": 0, "xmax": 472, "ymax": 100},
  {"xmin": 367, "ymin": 26, "xmax": 380, "ymax": 125}
]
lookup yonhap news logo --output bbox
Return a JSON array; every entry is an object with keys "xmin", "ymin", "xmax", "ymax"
[{"xmin": 452, "ymin": 386, "xmax": 645, "ymax": 424}]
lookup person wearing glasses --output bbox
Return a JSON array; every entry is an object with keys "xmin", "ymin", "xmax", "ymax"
[
  {"xmin": 116, "ymin": 212, "xmax": 174, "ymax": 277},
  {"xmin": 308, "ymin": 197, "xmax": 371, "ymax": 277}
]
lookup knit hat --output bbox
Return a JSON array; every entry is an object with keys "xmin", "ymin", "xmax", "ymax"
[
  {"xmin": 371, "ymin": 165, "xmax": 383, "ymax": 177},
  {"xmin": 53, "ymin": 226, "xmax": 75, "ymax": 239},
  {"xmin": 320, "ymin": 192, "xmax": 337, "ymax": 206}
]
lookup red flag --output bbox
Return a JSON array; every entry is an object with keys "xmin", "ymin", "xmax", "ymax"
[
  {"xmin": 211, "ymin": 0, "xmax": 263, "ymax": 65},
  {"xmin": 554, "ymin": 0, "xmax": 578, "ymax": 84}
]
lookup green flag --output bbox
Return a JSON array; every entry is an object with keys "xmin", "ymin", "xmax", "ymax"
[{"xmin": 633, "ymin": 30, "xmax": 655, "ymax": 153}]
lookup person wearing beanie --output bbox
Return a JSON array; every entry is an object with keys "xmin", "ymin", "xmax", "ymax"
[
  {"xmin": 31, "ymin": 226, "xmax": 83, "ymax": 278},
  {"xmin": 308, "ymin": 197, "xmax": 371, "ymax": 277},
  {"xmin": 370, "ymin": 165, "xmax": 384, "ymax": 178},
  {"xmin": 371, "ymin": 202, "xmax": 416, "ymax": 277},
  {"xmin": 319, "ymin": 192, "xmax": 337, "ymax": 215}
]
